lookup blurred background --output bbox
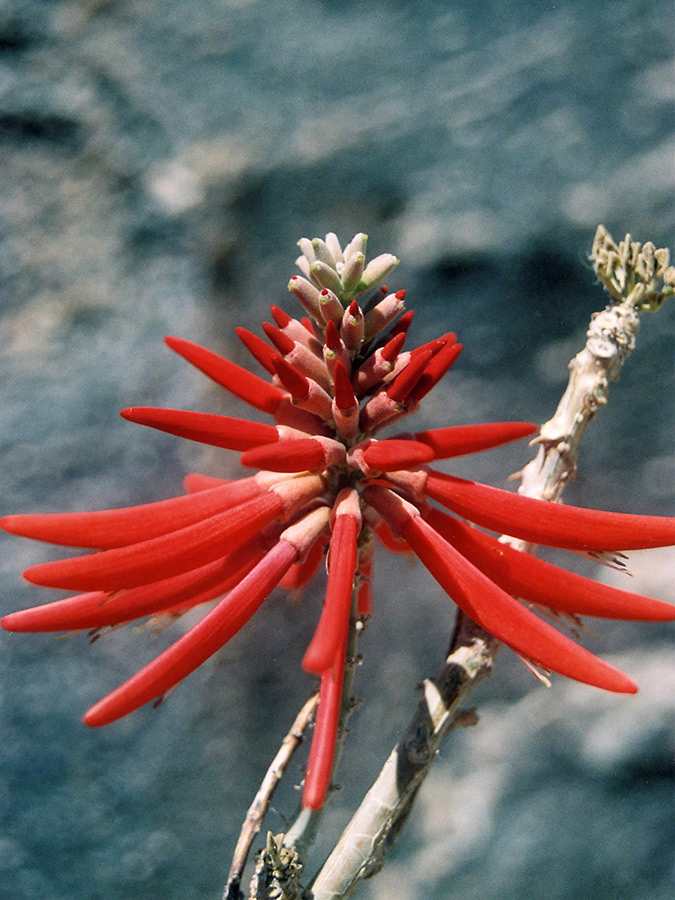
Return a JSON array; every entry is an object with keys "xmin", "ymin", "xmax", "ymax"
[{"xmin": 0, "ymin": 1, "xmax": 673, "ymax": 898}]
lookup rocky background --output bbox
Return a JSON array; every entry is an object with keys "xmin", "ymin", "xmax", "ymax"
[{"xmin": 0, "ymin": 1, "xmax": 673, "ymax": 898}]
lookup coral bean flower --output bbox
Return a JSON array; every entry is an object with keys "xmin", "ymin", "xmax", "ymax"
[{"xmin": 2, "ymin": 232, "xmax": 675, "ymax": 812}]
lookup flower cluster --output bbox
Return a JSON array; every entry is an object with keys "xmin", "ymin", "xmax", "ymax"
[{"xmin": 3, "ymin": 232, "xmax": 674, "ymax": 811}]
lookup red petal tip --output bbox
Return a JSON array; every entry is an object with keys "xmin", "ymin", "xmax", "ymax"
[
  {"xmin": 333, "ymin": 360, "xmax": 357, "ymax": 412},
  {"xmin": 235, "ymin": 327, "xmax": 278, "ymax": 374},
  {"xmin": 380, "ymin": 331, "xmax": 406, "ymax": 363},
  {"xmin": 271, "ymin": 355, "xmax": 310, "ymax": 399},
  {"xmin": 270, "ymin": 305, "xmax": 292, "ymax": 328},
  {"xmin": 262, "ymin": 322, "xmax": 295, "ymax": 356},
  {"xmin": 324, "ymin": 319, "xmax": 341, "ymax": 350}
]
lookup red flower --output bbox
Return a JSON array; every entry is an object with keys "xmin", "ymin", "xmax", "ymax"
[{"xmin": 2, "ymin": 232, "xmax": 674, "ymax": 812}]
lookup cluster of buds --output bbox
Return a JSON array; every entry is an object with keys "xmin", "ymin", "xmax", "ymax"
[
  {"xmin": 591, "ymin": 224, "xmax": 675, "ymax": 310},
  {"xmin": 2, "ymin": 232, "xmax": 674, "ymax": 812}
]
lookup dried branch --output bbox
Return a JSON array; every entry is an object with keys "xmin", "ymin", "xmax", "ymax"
[
  {"xmin": 224, "ymin": 692, "xmax": 319, "ymax": 900},
  {"xmin": 307, "ymin": 226, "xmax": 673, "ymax": 899}
]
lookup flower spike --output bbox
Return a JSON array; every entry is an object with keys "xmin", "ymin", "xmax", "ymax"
[{"xmin": 3, "ymin": 228, "xmax": 675, "ymax": 822}]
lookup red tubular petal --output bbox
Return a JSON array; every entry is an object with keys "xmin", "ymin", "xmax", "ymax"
[
  {"xmin": 240, "ymin": 439, "xmax": 327, "ymax": 473},
  {"xmin": 390, "ymin": 309, "xmax": 414, "ymax": 337},
  {"xmin": 413, "ymin": 422, "xmax": 538, "ymax": 459},
  {"xmin": 407, "ymin": 341, "xmax": 462, "ymax": 403},
  {"xmin": 302, "ymin": 647, "xmax": 346, "ymax": 810},
  {"xmin": 333, "ymin": 360, "xmax": 357, "ymax": 412},
  {"xmin": 375, "ymin": 521, "xmax": 413, "ymax": 554},
  {"xmin": 183, "ymin": 473, "xmax": 229, "ymax": 493},
  {"xmin": 1, "ymin": 477, "xmax": 264, "ymax": 549},
  {"xmin": 23, "ymin": 491, "xmax": 284, "ymax": 591},
  {"xmin": 274, "ymin": 398, "xmax": 333, "ymax": 436},
  {"xmin": 278, "ymin": 537, "xmax": 327, "ymax": 591},
  {"xmin": 425, "ymin": 471, "xmax": 675, "ymax": 551},
  {"xmin": 164, "ymin": 336, "xmax": 284, "ymax": 414},
  {"xmin": 262, "ymin": 321, "xmax": 296, "ymax": 356},
  {"xmin": 83, "ymin": 540, "xmax": 298, "ymax": 726},
  {"xmin": 426, "ymin": 508, "xmax": 675, "ymax": 622},
  {"xmin": 408, "ymin": 337, "xmax": 447, "ymax": 363},
  {"xmin": 2, "ymin": 535, "xmax": 269, "ymax": 631},
  {"xmin": 274, "ymin": 397, "xmax": 333, "ymax": 437},
  {"xmin": 235, "ymin": 327, "xmax": 278, "ymax": 374},
  {"xmin": 271, "ymin": 355, "xmax": 310, "ymax": 399},
  {"xmin": 385, "ymin": 350, "xmax": 432, "ymax": 402},
  {"xmin": 363, "ymin": 439, "xmax": 435, "ymax": 472},
  {"xmin": 400, "ymin": 514, "xmax": 637, "ymax": 693},
  {"xmin": 120, "ymin": 407, "xmax": 279, "ymax": 452},
  {"xmin": 303, "ymin": 514, "xmax": 359, "ymax": 674}
]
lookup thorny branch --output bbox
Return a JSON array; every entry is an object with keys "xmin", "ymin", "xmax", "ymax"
[
  {"xmin": 237, "ymin": 227, "xmax": 673, "ymax": 900},
  {"xmin": 514, "ymin": 226, "xmax": 675, "ymax": 542}
]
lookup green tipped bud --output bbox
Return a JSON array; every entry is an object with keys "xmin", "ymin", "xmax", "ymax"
[
  {"xmin": 343, "ymin": 232, "xmax": 368, "ymax": 262},
  {"xmin": 295, "ymin": 254, "xmax": 311, "ymax": 278},
  {"xmin": 591, "ymin": 224, "xmax": 674, "ymax": 311},
  {"xmin": 297, "ymin": 238, "xmax": 315, "ymax": 263},
  {"xmin": 288, "ymin": 275, "xmax": 323, "ymax": 321},
  {"xmin": 341, "ymin": 252, "xmax": 365, "ymax": 297},
  {"xmin": 324, "ymin": 232, "xmax": 343, "ymax": 264},
  {"xmin": 357, "ymin": 253, "xmax": 400, "ymax": 294},
  {"xmin": 311, "ymin": 238, "xmax": 338, "ymax": 271},
  {"xmin": 309, "ymin": 260, "xmax": 343, "ymax": 295}
]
